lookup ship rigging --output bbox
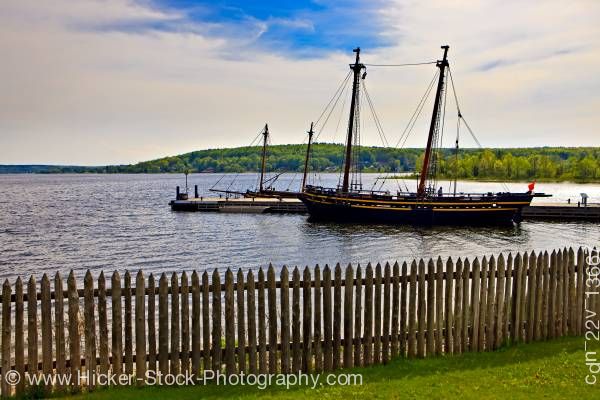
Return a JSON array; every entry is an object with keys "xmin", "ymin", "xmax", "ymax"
[{"xmin": 299, "ymin": 45, "xmax": 550, "ymax": 225}]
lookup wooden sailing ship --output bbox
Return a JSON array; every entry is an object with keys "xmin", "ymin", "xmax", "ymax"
[
  {"xmin": 299, "ymin": 46, "xmax": 550, "ymax": 225},
  {"xmin": 211, "ymin": 123, "xmax": 307, "ymax": 199}
]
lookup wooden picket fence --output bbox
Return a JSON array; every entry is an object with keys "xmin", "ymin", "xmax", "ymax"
[{"xmin": 0, "ymin": 246, "xmax": 593, "ymax": 396}]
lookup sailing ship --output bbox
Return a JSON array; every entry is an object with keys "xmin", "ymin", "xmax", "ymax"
[
  {"xmin": 210, "ymin": 123, "xmax": 302, "ymax": 199},
  {"xmin": 299, "ymin": 46, "xmax": 550, "ymax": 225}
]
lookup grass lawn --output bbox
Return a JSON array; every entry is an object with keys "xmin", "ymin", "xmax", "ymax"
[{"xmin": 59, "ymin": 337, "xmax": 597, "ymax": 399}]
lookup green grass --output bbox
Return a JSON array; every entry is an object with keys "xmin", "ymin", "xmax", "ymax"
[{"xmin": 59, "ymin": 337, "xmax": 597, "ymax": 399}]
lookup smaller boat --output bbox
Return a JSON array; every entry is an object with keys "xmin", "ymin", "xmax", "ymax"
[{"xmin": 211, "ymin": 123, "xmax": 308, "ymax": 199}]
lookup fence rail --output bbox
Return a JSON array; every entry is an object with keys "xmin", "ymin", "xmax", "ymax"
[{"xmin": 0, "ymin": 246, "xmax": 593, "ymax": 397}]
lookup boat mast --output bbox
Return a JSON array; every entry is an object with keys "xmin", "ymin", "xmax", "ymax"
[
  {"xmin": 302, "ymin": 122, "xmax": 314, "ymax": 191},
  {"xmin": 342, "ymin": 47, "xmax": 364, "ymax": 193},
  {"xmin": 417, "ymin": 45, "xmax": 449, "ymax": 197},
  {"xmin": 259, "ymin": 123, "xmax": 269, "ymax": 192}
]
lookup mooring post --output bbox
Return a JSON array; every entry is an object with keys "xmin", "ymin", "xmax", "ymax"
[
  {"xmin": 194, "ymin": 185, "xmax": 199, "ymax": 198},
  {"xmin": 176, "ymin": 186, "xmax": 180, "ymax": 198}
]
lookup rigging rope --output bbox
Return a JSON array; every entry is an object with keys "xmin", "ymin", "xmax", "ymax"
[
  {"xmin": 448, "ymin": 67, "xmax": 511, "ymax": 192},
  {"xmin": 394, "ymin": 70, "xmax": 439, "ymax": 149},
  {"xmin": 364, "ymin": 61, "xmax": 437, "ymax": 67},
  {"xmin": 314, "ymin": 71, "xmax": 352, "ymax": 129}
]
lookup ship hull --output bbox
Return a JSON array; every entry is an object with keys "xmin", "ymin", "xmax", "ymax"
[{"xmin": 299, "ymin": 189, "xmax": 535, "ymax": 225}]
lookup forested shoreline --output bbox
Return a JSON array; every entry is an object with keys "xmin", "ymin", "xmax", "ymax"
[{"xmin": 2, "ymin": 144, "xmax": 599, "ymax": 182}]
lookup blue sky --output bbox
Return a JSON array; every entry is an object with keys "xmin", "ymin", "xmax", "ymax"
[
  {"xmin": 129, "ymin": 0, "xmax": 393, "ymax": 56},
  {"xmin": 1, "ymin": 0, "xmax": 599, "ymax": 164}
]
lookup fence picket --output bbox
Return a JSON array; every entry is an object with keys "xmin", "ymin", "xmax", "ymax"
[
  {"xmin": 503, "ymin": 254, "xmax": 513, "ymax": 343},
  {"xmin": 391, "ymin": 263, "xmax": 399, "ymax": 359},
  {"xmin": 526, "ymin": 252, "xmax": 537, "ymax": 342},
  {"xmin": 471, "ymin": 258, "xmax": 481, "ymax": 351},
  {"xmin": 225, "ymin": 269, "xmax": 236, "ymax": 375},
  {"xmin": 400, "ymin": 262, "xmax": 408, "ymax": 358},
  {"xmin": 354, "ymin": 265, "xmax": 363, "ymax": 365},
  {"xmin": 98, "ymin": 272, "xmax": 109, "ymax": 378},
  {"xmin": 158, "ymin": 274, "xmax": 169, "ymax": 379},
  {"xmin": 495, "ymin": 255, "xmax": 506, "ymax": 350},
  {"xmin": 576, "ymin": 248, "xmax": 584, "ymax": 336},
  {"xmin": 512, "ymin": 254, "xmax": 523, "ymax": 343},
  {"xmin": 542, "ymin": 252, "xmax": 550, "ymax": 340},
  {"xmin": 1, "ymin": 280, "xmax": 11, "ymax": 399},
  {"xmin": 333, "ymin": 264, "xmax": 342, "ymax": 369},
  {"xmin": 268, "ymin": 266, "xmax": 277, "ymax": 374},
  {"xmin": 382, "ymin": 263, "xmax": 391, "ymax": 364},
  {"xmin": 171, "ymin": 273, "xmax": 180, "ymax": 375},
  {"xmin": 181, "ymin": 272, "xmax": 190, "ymax": 374},
  {"xmin": 280, "ymin": 267, "xmax": 290, "ymax": 374},
  {"xmin": 363, "ymin": 264, "xmax": 373, "ymax": 365},
  {"xmin": 454, "ymin": 259, "xmax": 463, "ymax": 354},
  {"xmin": 486, "ymin": 256, "xmax": 497, "ymax": 351},
  {"xmin": 408, "ymin": 261, "xmax": 417, "ymax": 359},
  {"xmin": 28, "ymin": 276, "xmax": 39, "ymax": 380},
  {"xmin": 236, "ymin": 269, "xmax": 246, "ymax": 374},
  {"xmin": 246, "ymin": 271, "xmax": 257, "ymax": 374},
  {"xmin": 435, "ymin": 258, "xmax": 444, "ymax": 355},
  {"xmin": 417, "ymin": 260, "xmax": 426, "ymax": 358},
  {"xmin": 111, "ymin": 272, "xmax": 122, "ymax": 380},
  {"xmin": 462, "ymin": 259, "xmax": 470, "ymax": 353},
  {"xmin": 124, "ymin": 272, "xmax": 133, "ymax": 376},
  {"xmin": 15, "ymin": 278, "xmax": 25, "ymax": 396},
  {"xmin": 292, "ymin": 267, "xmax": 301, "ymax": 372},
  {"xmin": 314, "ymin": 266, "xmax": 323, "ymax": 372},
  {"xmin": 83, "ymin": 271, "xmax": 96, "ymax": 391},
  {"xmin": 323, "ymin": 265, "xmax": 333, "ymax": 370},
  {"xmin": 148, "ymin": 274, "xmax": 157, "ymax": 373},
  {"xmin": 344, "ymin": 265, "xmax": 354, "ymax": 368},
  {"xmin": 191, "ymin": 272, "xmax": 200, "ymax": 374},
  {"xmin": 135, "ymin": 271, "xmax": 146, "ymax": 386},
  {"xmin": 257, "ymin": 268, "xmax": 267, "ymax": 374},
  {"xmin": 212, "ymin": 270, "xmax": 221, "ymax": 372},
  {"xmin": 202, "ymin": 272, "xmax": 211, "ymax": 372},
  {"xmin": 303, "ymin": 267, "xmax": 313, "ymax": 372},
  {"xmin": 444, "ymin": 258, "xmax": 454, "ymax": 355},
  {"xmin": 41, "ymin": 273, "xmax": 53, "ymax": 392},
  {"xmin": 55, "ymin": 273, "xmax": 66, "ymax": 392},
  {"xmin": 426, "ymin": 260, "xmax": 435, "ymax": 357}
]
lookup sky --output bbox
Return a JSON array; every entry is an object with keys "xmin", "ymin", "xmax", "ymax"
[{"xmin": 0, "ymin": 0, "xmax": 599, "ymax": 165}]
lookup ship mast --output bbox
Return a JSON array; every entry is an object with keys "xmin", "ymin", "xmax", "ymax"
[
  {"xmin": 259, "ymin": 123, "xmax": 269, "ymax": 192},
  {"xmin": 417, "ymin": 45, "xmax": 449, "ymax": 197},
  {"xmin": 302, "ymin": 122, "xmax": 314, "ymax": 191},
  {"xmin": 341, "ymin": 48, "xmax": 365, "ymax": 193}
]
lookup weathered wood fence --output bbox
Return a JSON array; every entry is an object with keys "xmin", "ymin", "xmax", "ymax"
[{"xmin": 0, "ymin": 247, "xmax": 593, "ymax": 396}]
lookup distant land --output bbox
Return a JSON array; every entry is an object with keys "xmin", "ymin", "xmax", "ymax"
[{"xmin": 1, "ymin": 144, "xmax": 599, "ymax": 182}]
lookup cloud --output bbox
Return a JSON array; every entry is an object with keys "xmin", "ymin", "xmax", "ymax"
[{"xmin": 0, "ymin": 0, "xmax": 599, "ymax": 164}]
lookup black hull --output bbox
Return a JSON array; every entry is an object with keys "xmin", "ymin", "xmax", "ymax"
[
  {"xmin": 299, "ymin": 189, "xmax": 540, "ymax": 226},
  {"xmin": 302, "ymin": 200, "xmax": 515, "ymax": 225}
]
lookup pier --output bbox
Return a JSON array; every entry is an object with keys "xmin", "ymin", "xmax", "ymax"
[
  {"xmin": 170, "ymin": 196, "xmax": 307, "ymax": 213},
  {"xmin": 170, "ymin": 195, "xmax": 600, "ymax": 221},
  {"xmin": 522, "ymin": 202, "xmax": 600, "ymax": 221}
]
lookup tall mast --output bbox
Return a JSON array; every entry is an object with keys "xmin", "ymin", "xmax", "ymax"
[
  {"xmin": 417, "ymin": 45, "xmax": 449, "ymax": 196},
  {"xmin": 259, "ymin": 123, "xmax": 269, "ymax": 192},
  {"xmin": 342, "ymin": 47, "xmax": 364, "ymax": 193},
  {"xmin": 301, "ymin": 122, "xmax": 314, "ymax": 191}
]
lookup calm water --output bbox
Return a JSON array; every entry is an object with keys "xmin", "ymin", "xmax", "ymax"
[{"xmin": 0, "ymin": 173, "xmax": 599, "ymax": 280}]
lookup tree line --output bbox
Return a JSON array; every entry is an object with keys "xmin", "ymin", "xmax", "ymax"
[{"xmin": 2, "ymin": 144, "xmax": 599, "ymax": 182}]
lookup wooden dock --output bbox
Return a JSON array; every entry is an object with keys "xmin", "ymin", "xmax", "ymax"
[
  {"xmin": 522, "ymin": 202, "xmax": 600, "ymax": 221},
  {"xmin": 171, "ymin": 197, "xmax": 600, "ymax": 221},
  {"xmin": 169, "ymin": 197, "xmax": 307, "ymax": 213}
]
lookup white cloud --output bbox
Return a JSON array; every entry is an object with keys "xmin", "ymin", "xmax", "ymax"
[{"xmin": 0, "ymin": 0, "xmax": 599, "ymax": 164}]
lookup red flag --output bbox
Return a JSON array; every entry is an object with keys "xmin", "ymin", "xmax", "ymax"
[{"xmin": 528, "ymin": 180, "xmax": 536, "ymax": 191}]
